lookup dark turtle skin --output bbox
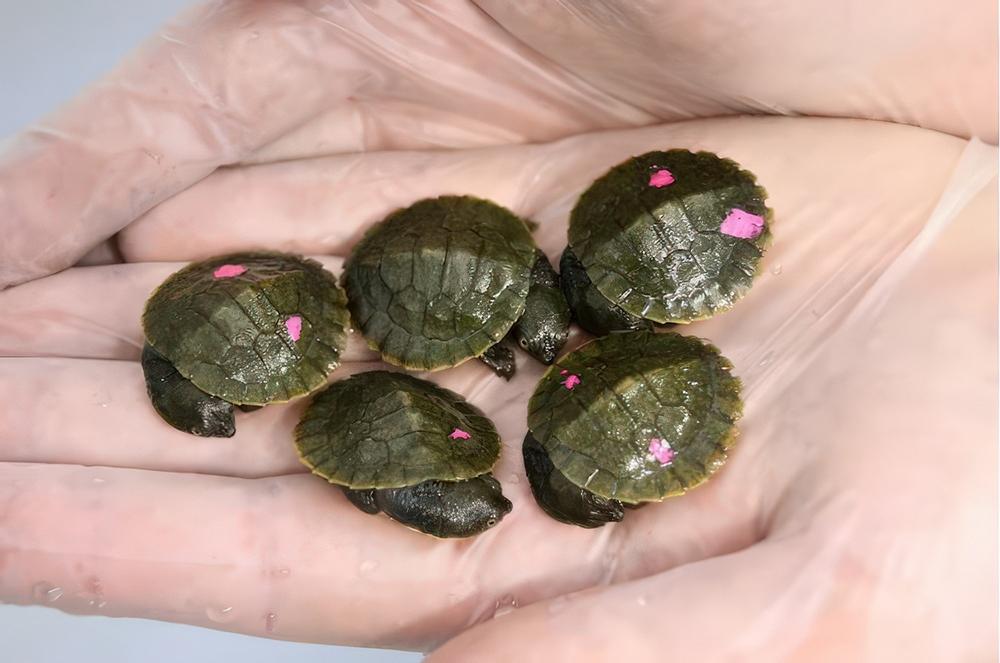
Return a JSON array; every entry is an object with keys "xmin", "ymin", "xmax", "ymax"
[
  {"xmin": 523, "ymin": 431, "xmax": 624, "ymax": 528},
  {"xmin": 559, "ymin": 247, "xmax": 652, "ymax": 337},
  {"xmin": 344, "ymin": 196, "xmax": 569, "ymax": 379},
  {"xmin": 566, "ymin": 149, "xmax": 772, "ymax": 325},
  {"xmin": 479, "ymin": 340, "xmax": 516, "ymax": 380},
  {"xmin": 512, "ymin": 250, "xmax": 571, "ymax": 363},
  {"xmin": 141, "ymin": 252, "xmax": 350, "ymax": 437},
  {"xmin": 524, "ymin": 331, "xmax": 742, "ymax": 526},
  {"xmin": 141, "ymin": 343, "xmax": 237, "ymax": 437},
  {"xmin": 295, "ymin": 371, "xmax": 511, "ymax": 538},
  {"xmin": 342, "ymin": 476, "xmax": 511, "ymax": 538}
]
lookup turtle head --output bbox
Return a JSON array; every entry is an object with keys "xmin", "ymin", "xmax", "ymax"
[
  {"xmin": 514, "ymin": 318, "xmax": 567, "ymax": 365},
  {"xmin": 514, "ymin": 252, "xmax": 571, "ymax": 364}
]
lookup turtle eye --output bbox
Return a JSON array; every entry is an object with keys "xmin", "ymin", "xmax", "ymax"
[
  {"xmin": 518, "ymin": 337, "xmax": 529, "ymax": 349},
  {"xmin": 487, "ymin": 519, "xmax": 497, "ymax": 527}
]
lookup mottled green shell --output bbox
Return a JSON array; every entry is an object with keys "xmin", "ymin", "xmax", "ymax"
[
  {"xmin": 344, "ymin": 196, "xmax": 536, "ymax": 371},
  {"xmin": 142, "ymin": 252, "xmax": 349, "ymax": 405},
  {"xmin": 568, "ymin": 150, "xmax": 772, "ymax": 324},
  {"xmin": 295, "ymin": 371, "xmax": 502, "ymax": 489},
  {"xmin": 527, "ymin": 331, "xmax": 742, "ymax": 502}
]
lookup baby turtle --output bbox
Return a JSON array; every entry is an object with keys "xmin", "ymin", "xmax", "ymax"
[
  {"xmin": 141, "ymin": 251, "xmax": 350, "ymax": 437},
  {"xmin": 295, "ymin": 371, "xmax": 512, "ymax": 538},
  {"xmin": 524, "ymin": 330, "xmax": 742, "ymax": 528},
  {"xmin": 563, "ymin": 149, "xmax": 772, "ymax": 335},
  {"xmin": 344, "ymin": 195, "xmax": 570, "ymax": 379}
]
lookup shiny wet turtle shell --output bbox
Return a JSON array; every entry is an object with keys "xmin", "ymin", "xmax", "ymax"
[
  {"xmin": 527, "ymin": 330, "xmax": 742, "ymax": 503},
  {"xmin": 142, "ymin": 251, "xmax": 350, "ymax": 405},
  {"xmin": 568, "ymin": 149, "xmax": 772, "ymax": 324},
  {"xmin": 343, "ymin": 195, "xmax": 536, "ymax": 371},
  {"xmin": 294, "ymin": 371, "xmax": 502, "ymax": 489}
]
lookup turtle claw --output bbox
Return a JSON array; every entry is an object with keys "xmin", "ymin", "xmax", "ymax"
[{"xmin": 479, "ymin": 342, "xmax": 516, "ymax": 380}]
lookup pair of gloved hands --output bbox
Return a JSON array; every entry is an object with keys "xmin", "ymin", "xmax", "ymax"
[{"xmin": 0, "ymin": 2, "xmax": 996, "ymax": 660}]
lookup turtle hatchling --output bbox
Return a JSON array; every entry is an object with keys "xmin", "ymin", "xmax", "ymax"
[
  {"xmin": 141, "ymin": 251, "xmax": 350, "ymax": 437},
  {"xmin": 295, "ymin": 371, "xmax": 511, "ymax": 538},
  {"xmin": 562, "ymin": 149, "xmax": 772, "ymax": 335},
  {"xmin": 344, "ymin": 195, "xmax": 570, "ymax": 379},
  {"xmin": 524, "ymin": 330, "xmax": 742, "ymax": 528}
]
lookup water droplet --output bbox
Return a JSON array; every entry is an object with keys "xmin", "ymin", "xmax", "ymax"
[
  {"xmin": 96, "ymin": 600, "xmax": 107, "ymax": 609},
  {"xmin": 636, "ymin": 595, "xmax": 648, "ymax": 607},
  {"xmin": 92, "ymin": 477, "xmax": 106, "ymax": 484},
  {"xmin": 141, "ymin": 149, "xmax": 162, "ymax": 164},
  {"xmin": 770, "ymin": 263, "xmax": 783, "ymax": 275},
  {"xmin": 206, "ymin": 605, "xmax": 235, "ymax": 623},
  {"xmin": 277, "ymin": 567, "xmax": 290, "ymax": 577},
  {"xmin": 249, "ymin": 31, "xmax": 260, "ymax": 39},
  {"xmin": 547, "ymin": 596, "xmax": 569, "ymax": 614},
  {"xmin": 758, "ymin": 351, "xmax": 774, "ymax": 367},
  {"xmin": 583, "ymin": 469, "xmax": 599, "ymax": 488},
  {"xmin": 265, "ymin": 612, "xmax": 277, "ymax": 633},
  {"xmin": 493, "ymin": 594, "xmax": 518, "ymax": 618},
  {"xmin": 32, "ymin": 582, "xmax": 62, "ymax": 602},
  {"xmin": 359, "ymin": 560, "xmax": 379, "ymax": 576}
]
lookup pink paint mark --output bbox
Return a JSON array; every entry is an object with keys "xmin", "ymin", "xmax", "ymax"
[
  {"xmin": 562, "ymin": 374, "xmax": 581, "ymax": 390},
  {"xmin": 648, "ymin": 169, "xmax": 675, "ymax": 188},
  {"xmin": 213, "ymin": 264, "xmax": 247, "ymax": 279},
  {"xmin": 449, "ymin": 428, "xmax": 471, "ymax": 440},
  {"xmin": 648, "ymin": 438, "xmax": 677, "ymax": 466},
  {"xmin": 719, "ymin": 209, "xmax": 765, "ymax": 239},
  {"xmin": 559, "ymin": 369, "xmax": 568, "ymax": 375},
  {"xmin": 285, "ymin": 315, "xmax": 302, "ymax": 341}
]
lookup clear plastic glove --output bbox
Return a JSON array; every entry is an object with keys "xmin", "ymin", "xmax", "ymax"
[{"xmin": 0, "ymin": 2, "xmax": 996, "ymax": 661}]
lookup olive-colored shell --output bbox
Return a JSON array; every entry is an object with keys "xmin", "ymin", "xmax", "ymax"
[
  {"xmin": 527, "ymin": 331, "xmax": 742, "ymax": 502},
  {"xmin": 142, "ymin": 252, "xmax": 349, "ymax": 405},
  {"xmin": 568, "ymin": 150, "xmax": 772, "ymax": 324},
  {"xmin": 295, "ymin": 371, "xmax": 502, "ymax": 489},
  {"xmin": 344, "ymin": 195, "xmax": 536, "ymax": 371}
]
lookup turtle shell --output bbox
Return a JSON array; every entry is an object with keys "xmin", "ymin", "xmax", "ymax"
[
  {"xmin": 568, "ymin": 149, "xmax": 772, "ymax": 324},
  {"xmin": 527, "ymin": 330, "xmax": 742, "ymax": 502},
  {"xmin": 142, "ymin": 252, "xmax": 349, "ymax": 405},
  {"xmin": 295, "ymin": 371, "xmax": 502, "ymax": 489},
  {"xmin": 344, "ymin": 195, "xmax": 536, "ymax": 371}
]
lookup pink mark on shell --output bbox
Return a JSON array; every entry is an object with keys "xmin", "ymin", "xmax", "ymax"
[
  {"xmin": 648, "ymin": 438, "xmax": 676, "ymax": 466},
  {"xmin": 559, "ymin": 369, "xmax": 568, "ymax": 375},
  {"xmin": 449, "ymin": 428, "xmax": 471, "ymax": 440},
  {"xmin": 213, "ymin": 264, "xmax": 247, "ymax": 279},
  {"xmin": 719, "ymin": 209, "xmax": 765, "ymax": 239},
  {"xmin": 648, "ymin": 169, "xmax": 675, "ymax": 188},
  {"xmin": 562, "ymin": 374, "xmax": 581, "ymax": 390},
  {"xmin": 285, "ymin": 315, "xmax": 302, "ymax": 341}
]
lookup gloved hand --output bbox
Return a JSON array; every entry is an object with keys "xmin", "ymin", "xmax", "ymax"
[{"xmin": 0, "ymin": 2, "xmax": 995, "ymax": 661}]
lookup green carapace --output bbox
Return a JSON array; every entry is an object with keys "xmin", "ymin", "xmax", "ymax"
[
  {"xmin": 344, "ymin": 195, "xmax": 570, "ymax": 379},
  {"xmin": 141, "ymin": 252, "xmax": 350, "ymax": 437},
  {"xmin": 295, "ymin": 371, "xmax": 511, "ymax": 538},
  {"xmin": 524, "ymin": 330, "xmax": 742, "ymax": 528},
  {"xmin": 563, "ymin": 149, "xmax": 772, "ymax": 335}
]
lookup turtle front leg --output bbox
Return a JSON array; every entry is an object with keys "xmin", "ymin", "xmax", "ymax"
[
  {"xmin": 340, "ymin": 487, "xmax": 381, "ymax": 514},
  {"xmin": 512, "ymin": 249, "xmax": 571, "ymax": 364},
  {"xmin": 141, "ymin": 343, "xmax": 237, "ymax": 437},
  {"xmin": 559, "ymin": 246, "xmax": 653, "ymax": 337},
  {"xmin": 479, "ymin": 340, "xmax": 516, "ymax": 379},
  {"xmin": 522, "ymin": 431, "xmax": 625, "ymax": 528}
]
